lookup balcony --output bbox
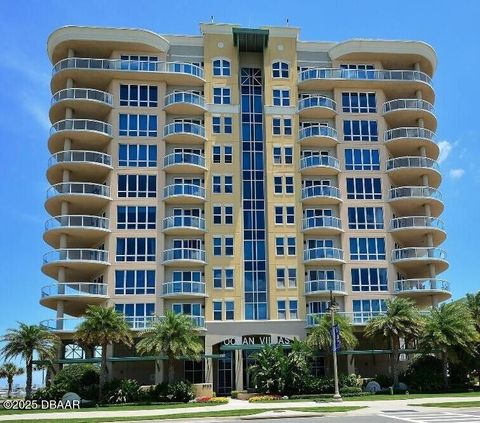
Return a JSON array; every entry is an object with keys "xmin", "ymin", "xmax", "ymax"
[
  {"xmin": 47, "ymin": 150, "xmax": 112, "ymax": 185},
  {"xmin": 163, "ymin": 152, "xmax": 206, "ymax": 174},
  {"xmin": 45, "ymin": 182, "xmax": 111, "ymax": 216},
  {"xmin": 163, "ymin": 248, "xmax": 206, "ymax": 266},
  {"xmin": 394, "ymin": 279, "xmax": 451, "ymax": 303},
  {"xmin": 42, "ymin": 248, "xmax": 110, "ymax": 279},
  {"xmin": 161, "ymin": 281, "xmax": 207, "ymax": 298},
  {"xmin": 163, "ymin": 122, "xmax": 206, "ymax": 144},
  {"xmin": 298, "ymin": 68, "xmax": 434, "ymax": 102},
  {"xmin": 298, "ymin": 126, "xmax": 338, "ymax": 147},
  {"xmin": 304, "ymin": 280, "xmax": 346, "ymax": 296},
  {"xmin": 391, "ymin": 247, "xmax": 448, "ymax": 273},
  {"xmin": 302, "ymin": 216, "xmax": 343, "ymax": 235},
  {"xmin": 306, "ymin": 311, "xmax": 386, "ymax": 328},
  {"xmin": 164, "ymin": 91, "xmax": 206, "ymax": 114},
  {"xmin": 301, "ymin": 185, "xmax": 342, "ymax": 205},
  {"xmin": 386, "ymin": 156, "xmax": 441, "ymax": 187},
  {"xmin": 51, "ymin": 58, "xmax": 205, "ymax": 92},
  {"xmin": 390, "ymin": 216, "xmax": 446, "ymax": 246},
  {"xmin": 40, "ymin": 283, "xmax": 108, "ymax": 316},
  {"xmin": 49, "ymin": 119, "xmax": 113, "ymax": 153},
  {"xmin": 163, "ymin": 184, "xmax": 206, "ymax": 204},
  {"xmin": 162, "ymin": 215, "xmax": 206, "ymax": 235},
  {"xmin": 299, "ymin": 155, "xmax": 340, "ymax": 176},
  {"xmin": 303, "ymin": 247, "xmax": 345, "ymax": 265},
  {"xmin": 44, "ymin": 215, "xmax": 110, "ymax": 248},
  {"xmin": 50, "ymin": 88, "xmax": 113, "ymax": 123},
  {"xmin": 297, "ymin": 96, "xmax": 336, "ymax": 119},
  {"xmin": 40, "ymin": 318, "xmax": 83, "ymax": 332},
  {"xmin": 383, "ymin": 99, "xmax": 436, "ymax": 131},
  {"xmin": 384, "ymin": 127, "xmax": 438, "ymax": 159},
  {"xmin": 388, "ymin": 186, "xmax": 443, "ymax": 216}
]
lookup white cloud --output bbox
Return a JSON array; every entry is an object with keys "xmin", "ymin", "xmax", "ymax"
[
  {"xmin": 437, "ymin": 141, "xmax": 453, "ymax": 164},
  {"xmin": 449, "ymin": 168, "xmax": 465, "ymax": 179}
]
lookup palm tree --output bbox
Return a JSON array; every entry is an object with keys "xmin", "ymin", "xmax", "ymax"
[
  {"xmin": 0, "ymin": 363, "xmax": 24, "ymax": 398},
  {"xmin": 306, "ymin": 313, "xmax": 358, "ymax": 353},
  {"xmin": 75, "ymin": 306, "xmax": 134, "ymax": 400},
  {"xmin": 365, "ymin": 298, "xmax": 423, "ymax": 387},
  {"xmin": 0, "ymin": 323, "xmax": 59, "ymax": 398},
  {"xmin": 136, "ymin": 311, "xmax": 203, "ymax": 383},
  {"xmin": 465, "ymin": 291, "xmax": 480, "ymax": 333},
  {"xmin": 418, "ymin": 301, "xmax": 480, "ymax": 389}
]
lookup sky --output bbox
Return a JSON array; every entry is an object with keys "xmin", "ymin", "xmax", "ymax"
[{"xmin": 0, "ymin": 0, "xmax": 479, "ymax": 386}]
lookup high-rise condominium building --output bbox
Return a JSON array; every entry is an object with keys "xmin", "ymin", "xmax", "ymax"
[{"xmin": 40, "ymin": 23, "xmax": 449, "ymax": 394}]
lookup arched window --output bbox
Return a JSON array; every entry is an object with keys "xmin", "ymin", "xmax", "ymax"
[
  {"xmin": 64, "ymin": 343, "xmax": 85, "ymax": 359},
  {"xmin": 272, "ymin": 61, "xmax": 289, "ymax": 78},
  {"xmin": 213, "ymin": 59, "xmax": 231, "ymax": 76}
]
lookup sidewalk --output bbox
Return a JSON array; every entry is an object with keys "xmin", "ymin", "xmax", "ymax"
[{"xmin": 1, "ymin": 396, "xmax": 479, "ymax": 421}]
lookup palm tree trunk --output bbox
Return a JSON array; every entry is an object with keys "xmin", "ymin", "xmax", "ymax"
[
  {"xmin": 168, "ymin": 358, "xmax": 175, "ymax": 383},
  {"xmin": 99, "ymin": 344, "xmax": 108, "ymax": 402},
  {"xmin": 442, "ymin": 352, "xmax": 449, "ymax": 389},
  {"xmin": 25, "ymin": 357, "xmax": 33, "ymax": 399},
  {"xmin": 7, "ymin": 377, "xmax": 13, "ymax": 398},
  {"xmin": 391, "ymin": 336, "xmax": 399, "ymax": 387}
]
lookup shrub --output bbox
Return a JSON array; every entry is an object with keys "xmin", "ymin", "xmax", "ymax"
[
  {"xmin": 196, "ymin": 396, "xmax": 229, "ymax": 404},
  {"xmin": 151, "ymin": 381, "xmax": 170, "ymax": 401},
  {"xmin": 404, "ymin": 355, "xmax": 444, "ymax": 391},
  {"xmin": 249, "ymin": 394, "xmax": 283, "ymax": 402},
  {"xmin": 340, "ymin": 374, "xmax": 362, "ymax": 388},
  {"xmin": 168, "ymin": 380, "xmax": 194, "ymax": 403},
  {"xmin": 339, "ymin": 386, "xmax": 362, "ymax": 394},
  {"xmin": 374, "ymin": 374, "xmax": 393, "ymax": 388},
  {"xmin": 32, "ymin": 384, "xmax": 67, "ymax": 401},
  {"xmin": 302, "ymin": 375, "xmax": 334, "ymax": 394},
  {"xmin": 104, "ymin": 379, "xmax": 140, "ymax": 404}
]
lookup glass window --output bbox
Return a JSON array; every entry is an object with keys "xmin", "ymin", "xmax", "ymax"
[
  {"xmin": 273, "ymin": 147, "xmax": 282, "ymax": 164},
  {"xmin": 225, "ymin": 301, "xmax": 234, "ymax": 320},
  {"xmin": 346, "ymin": 177, "xmax": 382, "ymax": 200},
  {"xmin": 225, "ymin": 176, "xmax": 233, "ymax": 193},
  {"xmin": 120, "ymin": 85, "xmax": 158, "ymax": 107},
  {"xmin": 287, "ymin": 237, "xmax": 296, "ymax": 255},
  {"xmin": 273, "ymin": 89, "xmax": 290, "ymax": 106},
  {"xmin": 213, "ymin": 59, "xmax": 231, "ymax": 76},
  {"xmin": 225, "ymin": 236, "xmax": 234, "ymax": 256},
  {"xmin": 213, "ymin": 87, "xmax": 231, "ymax": 104},
  {"xmin": 276, "ymin": 237, "xmax": 285, "ymax": 255},
  {"xmin": 345, "ymin": 149, "xmax": 380, "ymax": 170},
  {"xmin": 277, "ymin": 300, "xmax": 286, "ymax": 319},
  {"xmin": 213, "ymin": 145, "xmax": 221, "ymax": 163},
  {"xmin": 224, "ymin": 145, "xmax": 233, "ymax": 163},
  {"xmin": 348, "ymin": 207, "xmax": 384, "ymax": 229},
  {"xmin": 115, "ymin": 270, "xmax": 155, "ymax": 295},
  {"xmin": 119, "ymin": 144, "xmax": 157, "ymax": 167},
  {"xmin": 213, "ymin": 268, "xmax": 222, "ymax": 288},
  {"xmin": 350, "ymin": 237, "xmax": 386, "ymax": 260},
  {"xmin": 272, "ymin": 61, "xmax": 289, "ymax": 78},
  {"xmin": 288, "ymin": 268, "xmax": 297, "ymax": 288},
  {"xmin": 212, "ymin": 116, "xmax": 221, "ymax": 133},
  {"xmin": 119, "ymin": 114, "xmax": 157, "ymax": 136},
  {"xmin": 275, "ymin": 206, "xmax": 283, "ymax": 224},
  {"xmin": 225, "ymin": 206, "xmax": 233, "ymax": 224},
  {"xmin": 285, "ymin": 176, "xmax": 294, "ymax": 194},
  {"xmin": 213, "ymin": 175, "xmax": 221, "ymax": 193},
  {"xmin": 213, "ymin": 237, "xmax": 222, "ymax": 256},
  {"xmin": 342, "ymin": 92, "xmax": 376, "ymax": 113},
  {"xmin": 116, "ymin": 238, "xmax": 156, "ymax": 262},
  {"xmin": 213, "ymin": 301, "xmax": 222, "ymax": 320},
  {"xmin": 225, "ymin": 268, "xmax": 234, "ymax": 288},
  {"xmin": 117, "ymin": 206, "xmax": 156, "ymax": 229},
  {"xmin": 276, "ymin": 268, "xmax": 285, "ymax": 288},
  {"xmin": 351, "ymin": 268, "xmax": 388, "ymax": 292},
  {"xmin": 118, "ymin": 175, "xmax": 156, "ymax": 198},
  {"xmin": 213, "ymin": 205, "xmax": 222, "ymax": 224},
  {"xmin": 289, "ymin": 300, "xmax": 298, "ymax": 319}
]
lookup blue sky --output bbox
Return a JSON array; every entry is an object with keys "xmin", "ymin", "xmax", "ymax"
[{"xmin": 0, "ymin": 0, "xmax": 478, "ymax": 386}]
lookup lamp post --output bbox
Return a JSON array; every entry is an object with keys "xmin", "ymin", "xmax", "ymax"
[{"xmin": 329, "ymin": 290, "xmax": 342, "ymax": 401}]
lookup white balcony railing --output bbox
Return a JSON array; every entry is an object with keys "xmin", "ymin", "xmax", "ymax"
[
  {"xmin": 302, "ymin": 216, "xmax": 342, "ymax": 231},
  {"xmin": 47, "ymin": 182, "xmax": 111, "ymax": 199},
  {"xmin": 163, "ymin": 152, "xmax": 206, "ymax": 169},
  {"xmin": 305, "ymin": 280, "xmax": 346, "ymax": 294},
  {"xmin": 43, "ymin": 248, "xmax": 109, "ymax": 264},
  {"xmin": 391, "ymin": 247, "xmax": 447, "ymax": 262},
  {"xmin": 297, "ymin": 96, "xmax": 336, "ymax": 112},
  {"xmin": 304, "ymin": 247, "xmax": 344, "ymax": 262},
  {"xmin": 41, "ymin": 283, "xmax": 108, "ymax": 298},
  {"xmin": 301, "ymin": 185, "xmax": 341, "ymax": 201},
  {"xmin": 48, "ymin": 150, "xmax": 112, "ymax": 168},
  {"xmin": 390, "ymin": 216, "xmax": 445, "ymax": 231},
  {"xmin": 163, "ymin": 248, "xmax": 206, "ymax": 263},
  {"xmin": 384, "ymin": 127, "xmax": 436, "ymax": 142},
  {"xmin": 163, "ymin": 184, "xmax": 206, "ymax": 200},
  {"xmin": 298, "ymin": 126, "xmax": 338, "ymax": 142},
  {"xmin": 51, "ymin": 88, "xmax": 113, "ymax": 106},
  {"xmin": 386, "ymin": 156, "xmax": 439, "ymax": 172},
  {"xmin": 163, "ymin": 215, "xmax": 206, "ymax": 231},
  {"xmin": 162, "ymin": 281, "xmax": 206, "ymax": 296},
  {"xmin": 45, "ymin": 215, "xmax": 110, "ymax": 232},
  {"xmin": 383, "ymin": 98, "xmax": 435, "ymax": 114},
  {"xmin": 50, "ymin": 119, "xmax": 112, "ymax": 137},
  {"xmin": 300, "ymin": 155, "xmax": 340, "ymax": 171},
  {"xmin": 163, "ymin": 122, "xmax": 206, "ymax": 138},
  {"xmin": 389, "ymin": 186, "xmax": 442, "ymax": 201},
  {"xmin": 164, "ymin": 91, "xmax": 205, "ymax": 108}
]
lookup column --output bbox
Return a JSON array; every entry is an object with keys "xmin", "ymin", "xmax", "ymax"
[
  {"xmin": 235, "ymin": 349, "xmax": 243, "ymax": 391},
  {"xmin": 204, "ymin": 343, "xmax": 213, "ymax": 385}
]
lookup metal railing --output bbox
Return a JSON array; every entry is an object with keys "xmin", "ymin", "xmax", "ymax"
[
  {"xmin": 383, "ymin": 98, "xmax": 435, "ymax": 114},
  {"xmin": 386, "ymin": 156, "xmax": 439, "ymax": 171},
  {"xmin": 51, "ymin": 88, "xmax": 113, "ymax": 106},
  {"xmin": 391, "ymin": 247, "xmax": 447, "ymax": 262},
  {"xmin": 164, "ymin": 91, "xmax": 205, "ymax": 108},
  {"xmin": 43, "ymin": 248, "xmax": 109, "ymax": 264},
  {"xmin": 163, "ymin": 215, "xmax": 206, "ymax": 231},
  {"xmin": 301, "ymin": 185, "xmax": 341, "ymax": 200},
  {"xmin": 45, "ymin": 215, "xmax": 110, "ymax": 232},
  {"xmin": 390, "ymin": 216, "xmax": 445, "ymax": 231},
  {"xmin": 40, "ymin": 318, "xmax": 83, "ymax": 331},
  {"xmin": 300, "ymin": 155, "xmax": 340, "ymax": 171},
  {"xmin": 47, "ymin": 182, "xmax": 111, "ymax": 199},
  {"xmin": 48, "ymin": 150, "xmax": 112, "ymax": 168},
  {"xmin": 305, "ymin": 280, "xmax": 345, "ymax": 294},
  {"xmin": 304, "ymin": 247, "xmax": 344, "ymax": 262},
  {"xmin": 306, "ymin": 311, "xmax": 388, "ymax": 327},
  {"xmin": 53, "ymin": 58, "xmax": 205, "ymax": 79},
  {"xmin": 50, "ymin": 119, "xmax": 112, "ymax": 137},
  {"xmin": 298, "ymin": 126, "xmax": 338, "ymax": 141},
  {"xmin": 41, "ymin": 283, "xmax": 108, "ymax": 298},
  {"xmin": 163, "ymin": 152, "xmax": 206, "ymax": 169},
  {"xmin": 389, "ymin": 186, "xmax": 442, "ymax": 201},
  {"xmin": 303, "ymin": 216, "xmax": 342, "ymax": 231},
  {"xmin": 384, "ymin": 127, "xmax": 436, "ymax": 142},
  {"xmin": 162, "ymin": 281, "xmax": 206, "ymax": 296},
  {"xmin": 298, "ymin": 96, "xmax": 336, "ymax": 112},
  {"xmin": 298, "ymin": 68, "xmax": 432, "ymax": 86},
  {"xmin": 394, "ymin": 279, "xmax": 450, "ymax": 293},
  {"xmin": 163, "ymin": 122, "xmax": 206, "ymax": 138},
  {"xmin": 163, "ymin": 184, "xmax": 206, "ymax": 200},
  {"xmin": 163, "ymin": 248, "xmax": 206, "ymax": 263}
]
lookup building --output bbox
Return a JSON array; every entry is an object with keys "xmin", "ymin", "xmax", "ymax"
[{"xmin": 40, "ymin": 23, "xmax": 449, "ymax": 394}]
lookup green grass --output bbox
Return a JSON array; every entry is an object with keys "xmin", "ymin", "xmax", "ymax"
[
  {"xmin": 0, "ymin": 406, "xmax": 365, "ymax": 423},
  {"xmin": 343, "ymin": 391, "xmax": 480, "ymax": 402},
  {"xmin": 411, "ymin": 401, "xmax": 480, "ymax": 408}
]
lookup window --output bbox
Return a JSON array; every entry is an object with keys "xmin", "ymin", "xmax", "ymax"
[
  {"xmin": 345, "ymin": 149, "xmax": 380, "ymax": 170},
  {"xmin": 225, "ymin": 301, "xmax": 234, "ymax": 320},
  {"xmin": 225, "ymin": 205, "xmax": 233, "ymax": 224},
  {"xmin": 352, "ymin": 299, "xmax": 387, "ymax": 323},
  {"xmin": 225, "ymin": 268, "xmax": 234, "ymax": 288},
  {"xmin": 343, "ymin": 120, "xmax": 378, "ymax": 141},
  {"xmin": 213, "ymin": 59, "xmax": 231, "ymax": 76},
  {"xmin": 213, "ymin": 146, "xmax": 221, "ymax": 163},
  {"xmin": 172, "ymin": 303, "xmax": 202, "ymax": 317},
  {"xmin": 213, "ymin": 268, "xmax": 222, "ymax": 288},
  {"xmin": 118, "ymin": 175, "xmax": 156, "ymax": 198},
  {"xmin": 276, "ymin": 237, "xmax": 285, "ymax": 255},
  {"xmin": 288, "ymin": 268, "xmax": 297, "ymax": 288},
  {"xmin": 273, "ymin": 89, "xmax": 290, "ymax": 106},
  {"xmin": 340, "ymin": 64, "xmax": 374, "ymax": 70},
  {"xmin": 275, "ymin": 206, "xmax": 283, "ymax": 224},
  {"xmin": 350, "ymin": 237, "xmax": 386, "ymax": 260},
  {"xmin": 272, "ymin": 117, "xmax": 292, "ymax": 136},
  {"xmin": 213, "ymin": 205, "xmax": 233, "ymax": 225},
  {"xmin": 213, "ymin": 301, "xmax": 222, "ymax": 320},
  {"xmin": 274, "ymin": 175, "xmax": 294, "ymax": 194},
  {"xmin": 119, "ymin": 144, "xmax": 157, "ymax": 167},
  {"xmin": 184, "ymin": 360, "xmax": 204, "ymax": 384},
  {"xmin": 225, "ymin": 176, "xmax": 233, "ymax": 193},
  {"xmin": 212, "ymin": 145, "xmax": 233, "ymax": 163},
  {"xmin": 274, "ymin": 206, "xmax": 295, "ymax": 225},
  {"xmin": 120, "ymin": 55, "xmax": 158, "ymax": 70},
  {"xmin": 212, "ymin": 176, "xmax": 221, "ymax": 193},
  {"xmin": 273, "ymin": 146, "xmax": 293, "ymax": 164},
  {"xmin": 213, "ymin": 268, "xmax": 234, "ymax": 289},
  {"xmin": 213, "ymin": 237, "xmax": 222, "ymax": 255},
  {"xmin": 213, "ymin": 87, "xmax": 231, "ymax": 104},
  {"xmin": 120, "ymin": 85, "xmax": 158, "ymax": 107},
  {"xmin": 116, "ymin": 237, "xmax": 156, "ymax": 262},
  {"xmin": 277, "ymin": 300, "xmax": 287, "ymax": 319},
  {"xmin": 342, "ymin": 92, "xmax": 376, "ymax": 113},
  {"xmin": 117, "ymin": 206, "xmax": 156, "ymax": 229},
  {"xmin": 346, "ymin": 178, "xmax": 381, "ymax": 200},
  {"xmin": 289, "ymin": 300, "xmax": 298, "ymax": 319},
  {"xmin": 213, "ymin": 300, "xmax": 234, "ymax": 320},
  {"xmin": 276, "ymin": 268, "xmax": 286, "ymax": 288},
  {"xmin": 275, "ymin": 236, "xmax": 295, "ymax": 255},
  {"xmin": 351, "ymin": 268, "xmax": 388, "ymax": 292},
  {"xmin": 348, "ymin": 207, "xmax": 384, "ymax": 229},
  {"xmin": 115, "ymin": 303, "xmax": 155, "ymax": 329},
  {"xmin": 225, "ymin": 236, "xmax": 234, "ymax": 255},
  {"xmin": 272, "ymin": 61, "xmax": 289, "ymax": 78},
  {"xmin": 212, "ymin": 116, "xmax": 232, "ymax": 134},
  {"xmin": 119, "ymin": 114, "xmax": 157, "ymax": 136},
  {"xmin": 212, "ymin": 175, "xmax": 233, "ymax": 194},
  {"xmin": 115, "ymin": 270, "xmax": 155, "ymax": 295}
]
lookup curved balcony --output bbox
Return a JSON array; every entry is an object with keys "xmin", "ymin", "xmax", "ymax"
[
  {"xmin": 164, "ymin": 91, "xmax": 206, "ymax": 114},
  {"xmin": 301, "ymin": 185, "xmax": 342, "ymax": 205},
  {"xmin": 49, "ymin": 119, "xmax": 113, "ymax": 153},
  {"xmin": 306, "ymin": 311, "xmax": 386, "ymax": 327},
  {"xmin": 394, "ymin": 279, "xmax": 451, "ymax": 302},
  {"xmin": 302, "ymin": 216, "xmax": 343, "ymax": 235},
  {"xmin": 388, "ymin": 186, "xmax": 443, "ymax": 217},
  {"xmin": 304, "ymin": 280, "xmax": 347, "ymax": 296},
  {"xmin": 298, "ymin": 126, "xmax": 338, "ymax": 147},
  {"xmin": 390, "ymin": 216, "xmax": 446, "ymax": 246},
  {"xmin": 163, "ymin": 215, "xmax": 206, "ymax": 235},
  {"xmin": 40, "ymin": 283, "xmax": 108, "ymax": 316},
  {"xmin": 297, "ymin": 96, "xmax": 336, "ymax": 118},
  {"xmin": 391, "ymin": 247, "xmax": 448, "ymax": 273},
  {"xmin": 163, "ymin": 184, "xmax": 206, "ymax": 204},
  {"xmin": 383, "ymin": 99, "xmax": 436, "ymax": 131},
  {"xmin": 47, "ymin": 150, "xmax": 112, "ymax": 185},
  {"xmin": 163, "ymin": 248, "xmax": 206, "ymax": 267},
  {"xmin": 386, "ymin": 156, "xmax": 441, "ymax": 187},
  {"xmin": 384, "ymin": 127, "xmax": 438, "ymax": 159},
  {"xmin": 50, "ymin": 88, "xmax": 113, "ymax": 123},
  {"xmin": 303, "ymin": 247, "xmax": 345, "ymax": 265},
  {"xmin": 45, "ymin": 182, "xmax": 111, "ymax": 216},
  {"xmin": 163, "ymin": 122, "xmax": 206, "ymax": 145},
  {"xmin": 299, "ymin": 155, "xmax": 340, "ymax": 176},
  {"xmin": 163, "ymin": 152, "xmax": 206, "ymax": 174},
  {"xmin": 40, "ymin": 318, "xmax": 83, "ymax": 332},
  {"xmin": 298, "ymin": 68, "xmax": 434, "ymax": 102},
  {"xmin": 44, "ymin": 215, "xmax": 110, "ymax": 248},
  {"xmin": 42, "ymin": 248, "xmax": 110, "ymax": 279},
  {"xmin": 51, "ymin": 58, "xmax": 205, "ymax": 92},
  {"xmin": 161, "ymin": 281, "xmax": 207, "ymax": 299}
]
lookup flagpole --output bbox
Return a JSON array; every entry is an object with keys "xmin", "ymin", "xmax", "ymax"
[{"xmin": 329, "ymin": 290, "xmax": 342, "ymax": 401}]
